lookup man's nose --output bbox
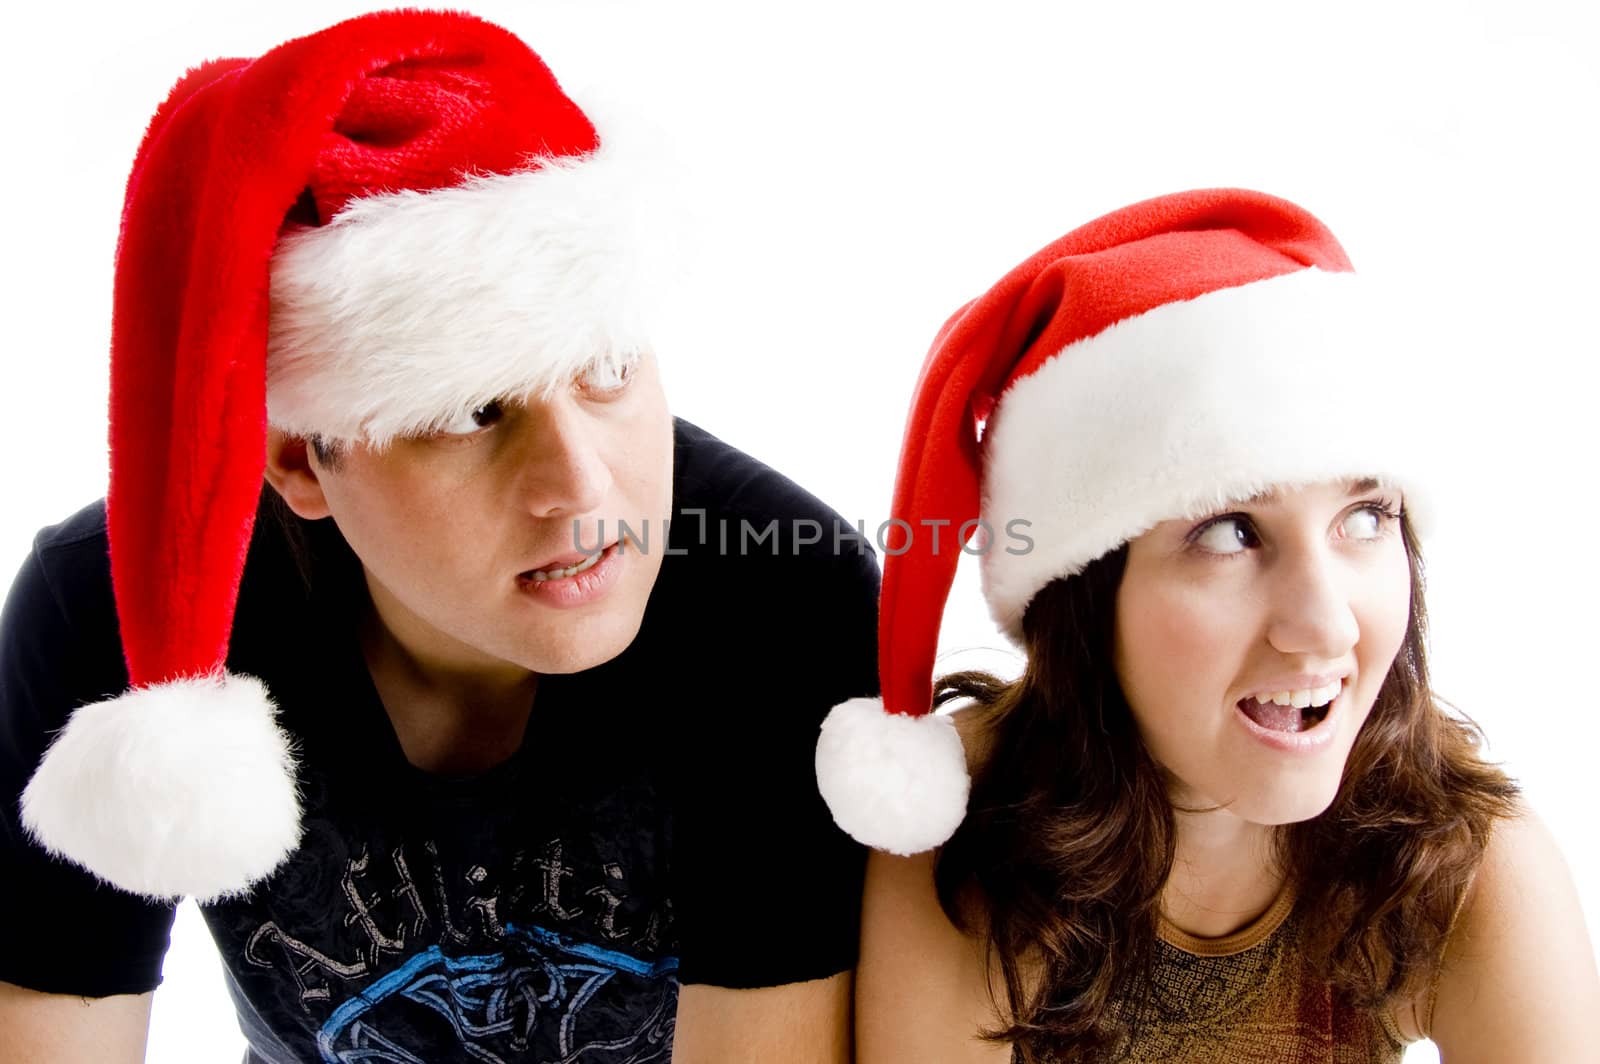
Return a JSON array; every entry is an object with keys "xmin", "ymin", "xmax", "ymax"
[{"xmin": 516, "ymin": 403, "xmax": 613, "ymax": 519}]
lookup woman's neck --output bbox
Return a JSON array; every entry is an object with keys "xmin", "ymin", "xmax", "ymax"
[{"xmin": 1161, "ymin": 806, "xmax": 1285, "ymax": 939}]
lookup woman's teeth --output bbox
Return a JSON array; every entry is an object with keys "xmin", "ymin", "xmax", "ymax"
[
  {"xmin": 1251, "ymin": 679, "xmax": 1342, "ymax": 710},
  {"xmin": 528, "ymin": 549, "xmax": 603, "ymax": 582},
  {"xmin": 1239, "ymin": 679, "xmax": 1342, "ymax": 733}
]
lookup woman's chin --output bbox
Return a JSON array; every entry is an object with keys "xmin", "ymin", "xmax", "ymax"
[{"xmin": 1229, "ymin": 776, "xmax": 1345, "ymax": 828}]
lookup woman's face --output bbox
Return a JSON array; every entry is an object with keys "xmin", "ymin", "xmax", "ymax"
[{"xmin": 1112, "ymin": 478, "xmax": 1412, "ymax": 826}]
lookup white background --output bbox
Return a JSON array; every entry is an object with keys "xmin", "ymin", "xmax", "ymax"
[{"xmin": 2, "ymin": 2, "xmax": 1596, "ymax": 1060}]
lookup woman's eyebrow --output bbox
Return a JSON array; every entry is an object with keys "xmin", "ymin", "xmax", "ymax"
[{"xmin": 1238, "ymin": 476, "xmax": 1384, "ymax": 508}]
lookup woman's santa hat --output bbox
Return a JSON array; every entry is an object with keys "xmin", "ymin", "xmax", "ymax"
[
  {"xmin": 816, "ymin": 188, "xmax": 1429, "ymax": 856},
  {"xmin": 19, "ymin": 9, "xmax": 669, "ymax": 902}
]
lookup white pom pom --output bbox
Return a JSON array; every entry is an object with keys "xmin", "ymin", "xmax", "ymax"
[
  {"xmin": 20, "ymin": 672, "xmax": 302, "ymax": 903},
  {"xmin": 815, "ymin": 696, "xmax": 970, "ymax": 856}
]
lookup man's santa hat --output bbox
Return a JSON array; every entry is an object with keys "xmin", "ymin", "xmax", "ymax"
[
  {"xmin": 19, "ymin": 10, "xmax": 668, "ymax": 901},
  {"xmin": 816, "ymin": 188, "xmax": 1429, "ymax": 856}
]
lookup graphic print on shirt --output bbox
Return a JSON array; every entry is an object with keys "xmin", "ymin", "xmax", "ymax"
[
  {"xmin": 315, "ymin": 924, "xmax": 677, "ymax": 1063},
  {"xmin": 237, "ymin": 832, "xmax": 678, "ymax": 1064}
]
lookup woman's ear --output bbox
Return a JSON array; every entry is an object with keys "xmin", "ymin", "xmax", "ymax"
[{"xmin": 264, "ymin": 428, "xmax": 332, "ymax": 520}]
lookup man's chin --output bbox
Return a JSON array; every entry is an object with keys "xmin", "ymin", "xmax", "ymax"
[{"xmin": 513, "ymin": 615, "xmax": 646, "ymax": 676}]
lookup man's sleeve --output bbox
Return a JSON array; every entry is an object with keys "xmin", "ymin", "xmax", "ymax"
[
  {"xmin": 670, "ymin": 543, "xmax": 879, "ymax": 988},
  {"xmin": 0, "ymin": 532, "xmax": 177, "ymax": 996}
]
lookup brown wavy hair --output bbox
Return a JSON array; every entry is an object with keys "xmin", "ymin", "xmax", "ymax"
[{"xmin": 932, "ymin": 518, "xmax": 1518, "ymax": 1062}]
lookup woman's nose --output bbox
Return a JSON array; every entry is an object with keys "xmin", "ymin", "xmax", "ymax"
[{"xmin": 1263, "ymin": 547, "xmax": 1361, "ymax": 662}]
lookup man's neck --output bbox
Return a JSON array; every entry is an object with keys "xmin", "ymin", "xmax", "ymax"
[
  {"xmin": 358, "ymin": 572, "xmax": 538, "ymax": 776},
  {"xmin": 1161, "ymin": 804, "xmax": 1283, "ymax": 939}
]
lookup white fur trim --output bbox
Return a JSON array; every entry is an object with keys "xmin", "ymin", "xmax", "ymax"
[
  {"xmin": 816, "ymin": 697, "xmax": 970, "ymax": 855},
  {"xmin": 266, "ymin": 131, "xmax": 677, "ymax": 447},
  {"xmin": 20, "ymin": 672, "xmax": 301, "ymax": 902},
  {"xmin": 980, "ymin": 268, "xmax": 1429, "ymax": 639}
]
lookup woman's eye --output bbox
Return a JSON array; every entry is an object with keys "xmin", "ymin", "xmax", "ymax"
[
  {"xmin": 578, "ymin": 353, "xmax": 639, "ymax": 397},
  {"xmin": 1194, "ymin": 516, "xmax": 1256, "ymax": 555},
  {"xmin": 438, "ymin": 400, "xmax": 505, "ymax": 437},
  {"xmin": 1341, "ymin": 505, "xmax": 1392, "ymax": 541}
]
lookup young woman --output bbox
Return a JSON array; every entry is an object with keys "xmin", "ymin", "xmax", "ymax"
[{"xmin": 815, "ymin": 189, "xmax": 1600, "ymax": 1062}]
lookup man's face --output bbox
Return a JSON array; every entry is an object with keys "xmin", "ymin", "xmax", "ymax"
[{"xmin": 310, "ymin": 351, "xmax": 674, "ymax": 677}]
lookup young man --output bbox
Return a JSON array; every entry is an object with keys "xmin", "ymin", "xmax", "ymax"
[{"xmin": 0, "ymin": 11, "xmax": 877, "ymax": 1063}]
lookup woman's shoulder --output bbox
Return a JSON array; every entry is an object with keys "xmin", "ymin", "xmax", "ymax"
[
  {"xmin": 1396, "ymin": 805, "xmax": 1599, "ymax": 1055},
  {"xmin": 857, "ymin": 843, "xmax": 1012, "ymax": 1062},
  {"xmin": 854, "ymin": 706, "xmax": 1020, "ymax": 1063}
]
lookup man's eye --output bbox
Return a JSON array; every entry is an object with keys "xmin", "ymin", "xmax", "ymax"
[
  {"xmin": 438, "ymin": 400, "xmax": 505, "ymax": 437},
  {"xmin": 1193, "ymin": 516, "xmax": 1257, "ymax": 555}
]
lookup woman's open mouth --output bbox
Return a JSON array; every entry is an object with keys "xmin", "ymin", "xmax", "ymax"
[{"xmin": 1237, "ymin": 678, "xmax": 1342, "ymax": 734}]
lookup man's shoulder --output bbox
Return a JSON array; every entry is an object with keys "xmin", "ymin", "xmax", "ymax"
[
  {"xmin": 31, "ymin": 498, "xmax": 110, "ymax": 557},
  {"xmin": 644, "ymin": 421, "xmax": 880, "ymax": 681},
  {"xmin": 11, "ymin": 496, "xmax": 316, "ymax": 654},
  {"xmin": 671, "ymin": 418, "xmax": 875, "ymax": 567},
  {"xmin": 1, "ymin": 501, "xmax": 127, "ymax": 720},
  {"xmin": 18, "ymin": 499, "xmax": 114, "ymax": 616}
]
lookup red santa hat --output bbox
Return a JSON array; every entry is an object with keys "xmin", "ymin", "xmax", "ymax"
[
  {"xmin": 20, "ymin": 10, "xmax": 667, "ymax": 901},
  {"xmin": 816, "ymin": 188, "xmax": 1430, "ymax": 856}
]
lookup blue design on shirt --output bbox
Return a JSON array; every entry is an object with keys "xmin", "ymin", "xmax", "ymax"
[{"xmin": 316, "ymin": 924, "xmax": 678, "ymax": 1063}]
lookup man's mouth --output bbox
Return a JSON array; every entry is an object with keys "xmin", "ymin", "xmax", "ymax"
[
  {"xmin": 521, "ymin": 544, "xmax": 611, "ymax": 583},
  {"xmin": 1237, "ymin": 679, "xmax": 1342, "ymax": 734}
]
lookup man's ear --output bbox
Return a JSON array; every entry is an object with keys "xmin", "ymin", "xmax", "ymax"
[{"xmin": 264, "ymin": 428, "xmax": 332, "ymax": 520}]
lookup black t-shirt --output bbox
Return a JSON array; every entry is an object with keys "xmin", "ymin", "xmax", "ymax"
[{"xmin": 0, "ymin": 419, "xmax": 879, "ymax": 1063}]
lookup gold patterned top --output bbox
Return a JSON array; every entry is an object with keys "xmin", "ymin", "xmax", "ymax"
[{"xmin": 1018, "ymin": 891, "xmax": 1412, "ymax": 1063}]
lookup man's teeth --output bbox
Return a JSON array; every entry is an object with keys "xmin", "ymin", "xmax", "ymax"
[
  {"xmin": 1252, "ymin": 679, "xmax": 1342, "ymax": 709},
  {"xmin": 529, "ymin": 550, "xmax": 604, "ymax": 582}
]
